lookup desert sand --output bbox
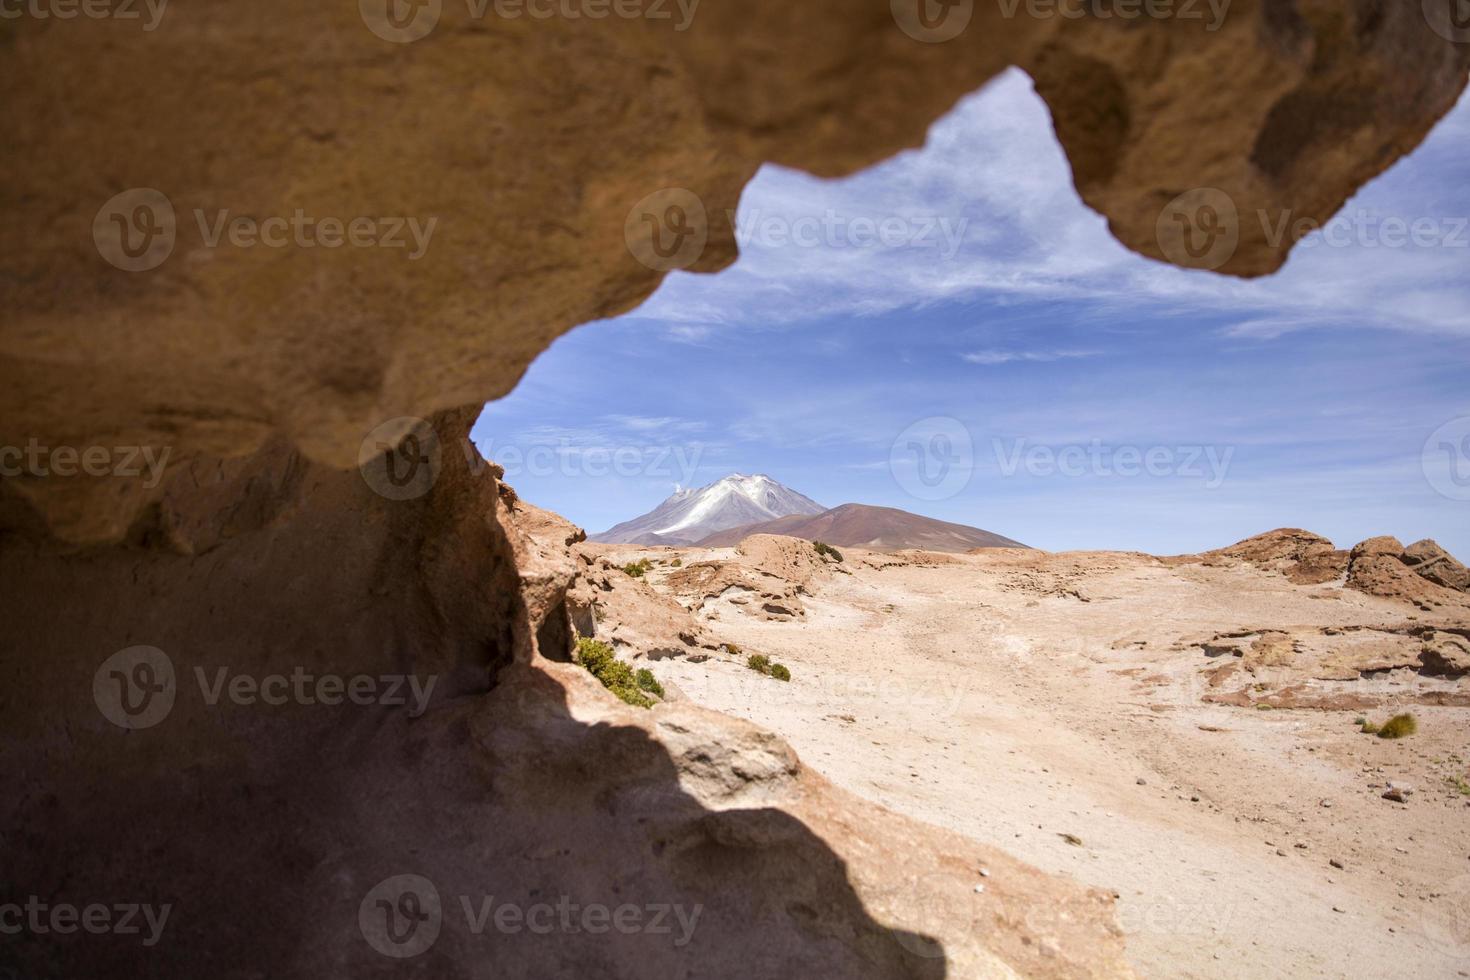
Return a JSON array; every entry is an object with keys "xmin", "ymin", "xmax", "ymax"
[{"xmin": 560, "ymin": 525, "xmax": 1470, "ymax": 979}]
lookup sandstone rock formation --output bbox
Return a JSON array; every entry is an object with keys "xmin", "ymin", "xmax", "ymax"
[
  {"xmin": 1202, "ymin": 528, "xmax": 1349, "ymax": 585},
  {"xmin": 1346, "ymin": 535, "xmax": 1470, "ymax": 613},
  {"xmin": 5, "ymin": 4, "xmax": 1469, "ymax": 978},
  {"xmin": 3, "ymin": 2, "xmax": 1467, "ymax": 542}
]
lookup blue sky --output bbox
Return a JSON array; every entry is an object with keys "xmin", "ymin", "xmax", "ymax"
[{"xmin": 474, "ymin": 69, "xmax": 1470, "ymax": 556}]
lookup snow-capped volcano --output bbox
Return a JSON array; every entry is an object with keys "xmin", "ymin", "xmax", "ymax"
[{"xmin": 590, "ymin": 474, "xmax": 826, "ymax": 546}]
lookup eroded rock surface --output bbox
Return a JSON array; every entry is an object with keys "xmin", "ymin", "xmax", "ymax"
[{"xmin": 3, "ymin": 2, "xmax": 1467, "ymax": 541}]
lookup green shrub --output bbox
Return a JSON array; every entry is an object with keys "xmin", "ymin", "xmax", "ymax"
[
  {"xmin": 576, "ymin": 637, "xmax": 614, "ymax": 672},
  {"xmin": 1360, "ymin": 721, "xmax": 1381, "ymax": 735},
  {"xmin": 813, "ymin": 541, "xmax": 844, "ymax": 563},
  {"xmin": 622, "ymin": 558, "xmax": 653, "ymax": 578},
  {"xmin": 770, "ymin": 663, "xmax": 791, "ymax": 682},
  {"xmin": 635, "ymin": 668, "xmax": 664, "ymax": 698},
  {"xmin": 746, "ymin": 654, "xmax": 771, "ymax": 675},
  {"xmin": 576, "ymin": 637, "xmax": 652, "ymax": 708},
  {"xmin": 671, "ymin": 558, "xmax": 682, "ymax": 567},
  {"xmin": 1353, "ymin": 716, "xmax": 1366, "ymax": 727},
  {"xmin": 1376, "ymin": 713, "xmax": 1417, "ymax": 739},
  {"xmin": 723, "ymin": 642, "xmax": 741, "ymax": 656}
]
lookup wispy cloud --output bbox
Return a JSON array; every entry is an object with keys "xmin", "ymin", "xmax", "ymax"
[{"xmin": 962, "ymin": 348, "xmax": 1101, "ymax": 365}]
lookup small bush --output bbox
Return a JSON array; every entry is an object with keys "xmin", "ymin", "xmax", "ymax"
[
  {"xmin": 622, "ymin": 558, "xmax": 653, "ymax": 578},
  {"xmin": 635, "ymin": 668, "xmax": 664, "ymax": 698},
  {"xmin": 1447, "ymin": 776, "xmax": 1470, "ymax": 797},
  {"xmin": 746, "ymin": 654, "xmax": 771, "ymax": 675},
  {"xmin": 671, "ymin": 558, "xmax": 682, "ymax": 567},
  {"xmin": 814, "ymin": 541, "xmax": 844, "ymax": 563},
  {"xmin": 577, "ymin": 637, "xmax": 614, "ymax": 672},
  {"xmin": 576, "ymin": 637, "xmax": 652, "ymax": 708},
  {"xmin": 1360, "ymin": 721, "xmax": 1381, "ymax": 735},
  {"xmin": 1353, "ymin": 716, "xmax": 1366, "ymax": 727},
  {"xmin": 723, "ymin": 642, "xmax": 741, "ymax": 656},
  {"xmin": 770, "ymin": 663, "xmax": 791, "ymax": 682},
  {"xmin": 1376, "ymin": 713, "xmax": 1417, "ymax": 739}
]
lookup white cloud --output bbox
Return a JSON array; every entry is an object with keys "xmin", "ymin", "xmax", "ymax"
[{"xmin": 626, "ymin": 69, "xmax": 1470, "ymax": 341}]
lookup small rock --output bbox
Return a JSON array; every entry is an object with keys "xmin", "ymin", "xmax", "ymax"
[
  {"xmin": 979, "ymin": 868, "xmax": 990, "ymax": 878},
  {"xmin": 1382, "ymin": 784, "xmax": 1413, "ymax": 803},
  {"xmin": 974, "ymin": 884, "xmax": 986, "ymax": 894},
  {"xmin": 1191, "ymin": 795, "xmax": 1200, "ymax": 802},
  {"xmin": 1137, "ymin": 778, "xmax": 1147, "ymax": 786},
  {"xmin": 1320, "ymin": 800, "xmax": 1333, "ymax": 808},
  {"xmin": 1332, "ymin": 906, "xmax": 1346, "ymax": 914},
  {"xmin": 1330, "ymin": 859, "xmax": 1345, "ymax": 870},
  {"xmin": 1276, "ymin": 849, "xmax": 1287, "ymax": 857}
]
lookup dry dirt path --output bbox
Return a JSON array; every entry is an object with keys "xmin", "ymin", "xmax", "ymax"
[{"xmin": 650, "ymin": 551, "xmax": 1470, "ymax": 979}]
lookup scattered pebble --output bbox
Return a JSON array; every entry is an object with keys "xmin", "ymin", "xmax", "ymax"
[
  {"xmin": 974, "ymin": 884, "xmax": 986, "ymax": 894},
  {"xmin": 1330, "ymin": 859, "xmax": 1345, "ymax": 870}
]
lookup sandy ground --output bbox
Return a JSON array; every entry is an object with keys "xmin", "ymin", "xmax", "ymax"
[{"xmin": 623, "ymin": 547, "xmax": 1470, "ymax": 979}]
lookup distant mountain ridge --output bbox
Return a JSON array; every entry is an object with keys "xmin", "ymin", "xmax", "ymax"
[
  {"xmin": 589, "ymin": 474, "xmax": 826, "ymax": 546},
  {"xmin": 695, "ymin": 502, "xmax": 1027, "ymax": 553}
]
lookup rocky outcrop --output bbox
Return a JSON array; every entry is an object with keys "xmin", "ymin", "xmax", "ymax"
[
  {"xmin": 1403, "ymin": 539, "xmax": 1470, "ymax": 592},
  {"xmin": 1205, "ymin": 528, "xmax": 1349, "ymax": 585},
  {"xmin": 1346, "ymin": 536, "xmax": 1470, "ymax": 613}
]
